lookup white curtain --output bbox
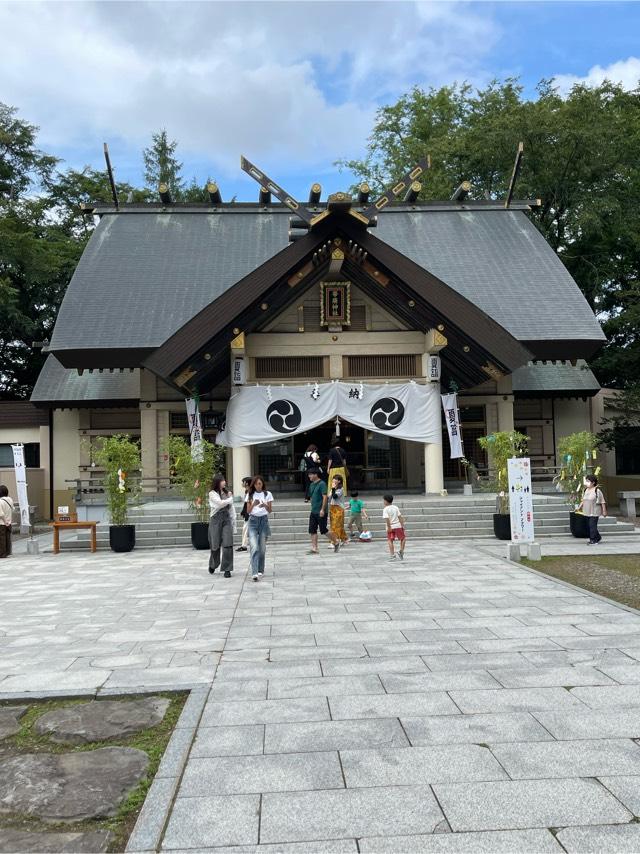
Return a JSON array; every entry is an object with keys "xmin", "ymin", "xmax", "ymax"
[{"xmin": 215, "ymin": 381, "xmax": 441, "ymax": 448}]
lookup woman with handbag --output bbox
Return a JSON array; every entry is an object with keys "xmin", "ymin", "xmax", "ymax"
[
  {"xmin": 578, "ymin": 474, "xmax": 607, "ymax": 544},
  {"xmin": 0, "ymin": 485, "xmax": 15, "ymax": 558},
  {"xmin": 208, "ymin": 474, "xmax": 235, "ymax": 577}
]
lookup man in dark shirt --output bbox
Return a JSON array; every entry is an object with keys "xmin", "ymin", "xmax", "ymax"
[{"xmin": 307, "ymin": 468, "xmax": 328, "ymax": 554}]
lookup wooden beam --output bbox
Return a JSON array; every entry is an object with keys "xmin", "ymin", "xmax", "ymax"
[
  {"xmin": 207, "ymin": 182, "xmax": 222, "ymax": 205},
  {"xmin": 451, "ymin": 181, "xmax": 472, "ymax": 202},
  {"xmin": 504, "ymin": 142, "xmax": 524, "ymax": 209},
  {"xmin": 259, "ymin": 186, "xmax": 271, "ymax": 205},
  {"xmin": 357, "ymin": 183, "xmax": 370, "ymax": 204},
  {"xmin": 103, "ymin": 143, "xmax": 119, "ymax": 210},
  {"xmin": 308, "ymin": 183, "xmax": 322, "ymax": 204},
  {"xmin": 403, "ymin": 181, "xmax": 421, "ymax": 203},
  {"xmin": 159, "ymin": 183, "xmax": 172, "ymax": 205}
]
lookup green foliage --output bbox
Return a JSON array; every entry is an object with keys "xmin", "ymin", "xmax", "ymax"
[
  {"xmin": 164, "ymin": 435, "xmax": 226, "ymax": 522},
  {"xmin": 92, "ymin": 434, "xmax": 141, "ymax": 526},
  {"xmin": 478, "ymin": 430, "xmax": 529, "ymax": 513},
  {"xmin": 143, "ymin": 129, "xmax": 184, "ymax": 197},
  {"xmin": 555, "ymin": 431, "xmax": 600, "ymax": 508},
  {"xmin": 340, "ymin": 79, "xmax": 640, "ymax": 388},
  {"xmin": 597, "ymin": 387, "xmax": 640, "ymax": 458}
]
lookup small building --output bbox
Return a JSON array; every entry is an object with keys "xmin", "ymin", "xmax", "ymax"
[{"xmin": 30, "ymin": 165, "xmax": 611, "ymax": 513}]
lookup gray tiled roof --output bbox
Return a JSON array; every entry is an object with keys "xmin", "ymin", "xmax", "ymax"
[
  {"xmin": 48, "ymin": 207, "xmax": 604, "ymax": 355},
  {"xmin": 512, "ymin": 360, "xmax": 600, "ymax": 394},
  {"xmin": 31, "ymin": 355, "xmax": 140, "ymax": 403}
]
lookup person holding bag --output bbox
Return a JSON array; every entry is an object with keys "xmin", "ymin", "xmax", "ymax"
[
  {"xmin": 327, "ymin": 440, "xmax": 348, "ymax": 494},
  {"xmin": 208, "ymin": 474, "xmax": 235, "ymax": 577},
  {"xmin": 0, "ymin": 485, "xmax": 15, "ymax": 558},
  {"xmin": 578, "ymin": 474, "xmax": 607, "ymax": 545}
]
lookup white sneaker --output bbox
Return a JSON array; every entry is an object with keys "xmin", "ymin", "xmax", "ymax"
[
  {"xmin": 258, "ymin": 572, "xmax": 264, "ymax": 577},
  {"xmin": 387, "ymin": 554, "xmax": 397, "ymax": 562}
]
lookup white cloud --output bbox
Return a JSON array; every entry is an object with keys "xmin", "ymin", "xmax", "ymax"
[
  {"xmin": 553, "ymin": 56, "xmax": 640, "ymax": 95},
  {"xmin": 0, "ymin": 1, "xmax": 500, "ymax": 180}
]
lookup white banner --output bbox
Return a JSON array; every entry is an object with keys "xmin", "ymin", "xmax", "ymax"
[
  {"xmin": 441, "ymin": 393, "xmax": 463, "ymax": 459},
  {"xmin": 508, "ymin": 457, "xmax": 535, "ymax": 543},
  {"xmin": 11, "ymin": 444, "xmax": 30, "ymax": 529},
  {"xmin": 215, "ymin": 381, "xmax": 442, "ymax": 448},
  {"xmin": 185, "ymin": 398, "xmax": 204, "ymax": 462}
]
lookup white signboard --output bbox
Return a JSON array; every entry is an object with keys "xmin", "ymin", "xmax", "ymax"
[
  {"xmin": 215, "ymin": 381, "xmax": 442, "ymax": 448},
  {"xmin": 428, "ymin": 355, "xmax": 441, "ymax": 382},
  {"xmin": 185, "ymin": 398, "xmax": 204, "ymax": 462},
  {"xmin": 441, "ymin": 393, "xmax": 464, "ymax": 459},
  {"xmin": 508, "ymin": 457, "xmax": 535, "ymax": 543},
  {"xmin": 232, "ymin": 356, "xmax": 246, "ymax": 386},
  {"xmin": 11, "ymin": 444, "xmax": 30, "ymax": 530}
]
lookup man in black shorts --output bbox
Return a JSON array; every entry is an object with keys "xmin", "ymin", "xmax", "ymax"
[{"xmin": 307, "ymin": 468, "xmax": 328, "ymax": 554}]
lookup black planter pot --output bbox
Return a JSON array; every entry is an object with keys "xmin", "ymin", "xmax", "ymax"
[
  {"xmin": 493, "ymin": 513, "xmax": 511, "ymax": 540},
  {"xmin": 109, "ymin": 524, "xmax": 135, "ymax": 553},
  {"xmin": 191, "ymin": 521, "xmax": 210, "ymax": 550},
  {"xmin": 569, "ymin": 511, "xmax": 590, "ymax": 539}
]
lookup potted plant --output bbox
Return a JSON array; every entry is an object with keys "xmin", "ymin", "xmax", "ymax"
[
  {"xmin": 554, "ymin": 431, "xmax": 599, "ymax": 538},
  {"xmin": 93, "ymin": 434, "xmax": 141, "ymax": 552},
  {"xmin": 478, "ymin": 430, "xmax": 529, "ymax": 540},
  {"xmin": 165, "ymin": 435, "xmax": 226, "ymax": 549}
]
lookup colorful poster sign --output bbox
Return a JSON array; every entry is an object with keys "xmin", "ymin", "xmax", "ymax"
[
  {"xmin": 508, "ymin": 457, "xmax": 535, "ymax": 542},
  {"xmin": 441, "ymin": 393, "xmax": 463, "ymax": 459}
]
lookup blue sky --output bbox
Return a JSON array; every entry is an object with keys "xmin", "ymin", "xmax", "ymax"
[{"xmin": 1, "ymin": 1, "xmax": 639, "ymax": 201}]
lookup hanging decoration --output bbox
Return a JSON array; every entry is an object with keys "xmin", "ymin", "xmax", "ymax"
[
  {"xmin": 441, "ymin": 393, "xmax": 464, "ymax": 459},
  {"xmin": 215, "ymin": 381, "xmax": 441, "ymax": 448}
]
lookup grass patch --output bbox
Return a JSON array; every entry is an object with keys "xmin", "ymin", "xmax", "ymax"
[
  {"xmin": 0, "ymin": 691, "xmax": 187, "ymax": 852},
  {"xmin": 522, "ymin": 554, "xmax": 640, "ymax": 610}
]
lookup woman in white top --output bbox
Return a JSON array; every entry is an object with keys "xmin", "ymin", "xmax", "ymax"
[
  {"xmin": 0, "ymin": 484, "xmax": 15, "ymax": 558},
  {"xmin": 246, "ymin": 475, "xmax": 273, "ymax": 581},
  {"xmin": 208, "ymin": 474, "xmax": 235, "ymax": 577},
  {"xmin": 578, "ymin": 474, "xmax": 607, "ymax": 545}
]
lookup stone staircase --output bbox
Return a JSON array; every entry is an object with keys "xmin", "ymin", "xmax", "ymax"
[{"xmin": 58, "ymin": 494, "xmax": 638, "ymax": 550}]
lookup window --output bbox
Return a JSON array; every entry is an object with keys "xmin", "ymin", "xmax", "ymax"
[
  {"xmin": 0, "ymin": 443, "xmax": 40, "ymax": 467},
  {"xmin": 345, "ymin": 354, "xmax": 420, "ymax": 378},
  {"xmin": 255, "ymin": 356, "xmax": 328, "ymax": 379},
  {"xmin": 616, "ymin": 428, "xmax": 640, "ymax": 475}
]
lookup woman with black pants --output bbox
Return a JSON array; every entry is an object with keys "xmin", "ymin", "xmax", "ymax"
[
  {"xmin": 208, "ymin": 474, "xmax": 235, "ymax": 577},
  {"xmin": 578, "ymin": 474, "xmax": 608, "ymax": 544}
]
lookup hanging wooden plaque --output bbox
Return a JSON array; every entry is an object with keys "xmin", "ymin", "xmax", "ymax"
[{"xmin": 320, "ymin": 281, "xmax": 351, "ymax": 326}]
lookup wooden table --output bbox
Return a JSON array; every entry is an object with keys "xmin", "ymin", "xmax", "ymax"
[{"xmin": 51, "ymin": 521, "xmax": 98, "ymax": 554}]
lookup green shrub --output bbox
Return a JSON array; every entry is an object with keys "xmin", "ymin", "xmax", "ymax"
[
  {"xmin": 92, "ymin": 434, "xmax": 141, "ymax": 526},
  {"xmin": 478, "ymin": 430, "xmax": 529, "ymax": 514},
  {"xmin": 555, "ymin": 431, "xmax": 599, "ymax": 508},
  {"xmin": 164, "ymin": 435, "xmax": 226, "ymax": 522}
]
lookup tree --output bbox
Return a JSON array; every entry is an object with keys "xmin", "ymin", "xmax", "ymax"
[
  {"xmin": 0, "ymin": 103, "xmax": 83, "ymax": 399},
  {"xmin": 143, "ymin": 129, "xmax": 184, "ymax": 197},
  {"xmin": 340, "ymin": 80, "xmax": 640, "ymax": 390}
]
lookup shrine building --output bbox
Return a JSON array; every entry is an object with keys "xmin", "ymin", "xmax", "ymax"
[{"xmin": 27, "ymin": 158, "xmax": 607, "ymax": 514}]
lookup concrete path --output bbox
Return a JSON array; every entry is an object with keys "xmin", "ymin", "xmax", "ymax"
[{"xmin": 4, "ymin": 541, "xmax": 640, "ymax": 851}]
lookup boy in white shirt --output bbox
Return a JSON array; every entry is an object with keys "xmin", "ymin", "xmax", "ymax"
[{"xmin": 383, "ymin": 494, "xmax": 406, "ymax": 561}]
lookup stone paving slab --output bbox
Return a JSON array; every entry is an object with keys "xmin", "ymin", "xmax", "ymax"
[
  {"xmin": 259, "ymin": 786, "xmax": 446, "ymax": 843},
  {"xmin": 491, "ymin": 737, "xmax": 640, "ymax": 779},
  {"xmin": 555, "ymin": 824, "xmax": 640, "ymax": 853},
  {"xmin": 162, "ymin": 794, "xmax": 260, "ymax": 849},
  {"xmin": 433, "ymin": 778, "xmax": 633, "ymax": 831},
  {"xmin": 264, "ymin": 718, "xmax": 409, "ymax": 754},
  {"xmin": 401, "ymin": 711, "xmax": 554, "ymax": 745},
  {"xmin": 359, "ymin": 828, "xmax": 563, "ymax": 852},
  {"xmin": 599, "ymin": 775, "xmax": 640, "ymax": 815}
]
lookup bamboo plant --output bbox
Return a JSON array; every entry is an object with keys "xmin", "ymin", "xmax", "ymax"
[
  {"xmin": 477, "ymin": 430, "xmax": 529, "ymax": 514},
  {"xmin": 554, "ymin": 431, "xmax": 600, "ymax": 509},
  {"xmin": 92, "ymin": 434, "xmax": 142, "ymax": 526},
  {"xmin": 164, "ymin": 435, "xmax": 226, "ymax": 523}
]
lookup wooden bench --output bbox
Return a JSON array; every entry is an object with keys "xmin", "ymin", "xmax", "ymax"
[
  {"xmin": 618, "ymin": 491, "xmax": 640, "ymax": 519},
  {"xmin": 51, "ymin": 512, "xmax": 98, "ymax": 554}
]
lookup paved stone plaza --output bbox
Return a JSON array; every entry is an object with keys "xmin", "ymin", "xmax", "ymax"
[{"xmin": 4, "ymin": 540, "xmax": 640, "ymax": 852}]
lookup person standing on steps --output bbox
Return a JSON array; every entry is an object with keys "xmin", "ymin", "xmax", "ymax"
[
  {"xmin": 246, "ymin": 475, "xmax": 273, "ymax": 581},
  {"xmin": 208, "ymin": 474, "xmax": 235, "ymax": 577},
  {"xmin": 326, "ymin": 439, "xmax": 348, "ymax": 495},
  {"xmin": 383, "ymin": 494, "xmax": 406, "ymax": 561},
  {"xmin": 237, "ymin": 476, "xmax": 252, "ymax": 552},
  {"xmin": 329, "ymin": 474, "xmax": 348, "ymax": 551},
  {"xmin": 302, "ymin": 444, "xmax": 321, "ymax": 501},
  {"xmin": 307, "ymin": 468, "xmax": 328, "ymax": 554},
  {"xmin": 0, "ymin": 485, "xmax": 15, "ymax": 559},
  {"xmin": 578, "ymin": 474, "xmax": 608, "ymax": 545}
]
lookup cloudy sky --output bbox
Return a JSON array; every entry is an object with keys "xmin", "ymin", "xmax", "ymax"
[{"xmin": 2, "ymin": 1, "xmax": 639, "ymax": 199}]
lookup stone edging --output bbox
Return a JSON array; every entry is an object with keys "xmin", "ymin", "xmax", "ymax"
[{"xmin": 125, "ymin": 686, "xmax": 210, "ymax": 853}]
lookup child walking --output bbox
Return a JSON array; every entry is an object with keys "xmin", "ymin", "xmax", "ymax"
[
  {"xmin": 383, "ymin": 494, "xmax": 406, "ymax": 561},
  {"xmin": 348, "ymin": 491, "xmax": 368, "ymax": 539}
]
